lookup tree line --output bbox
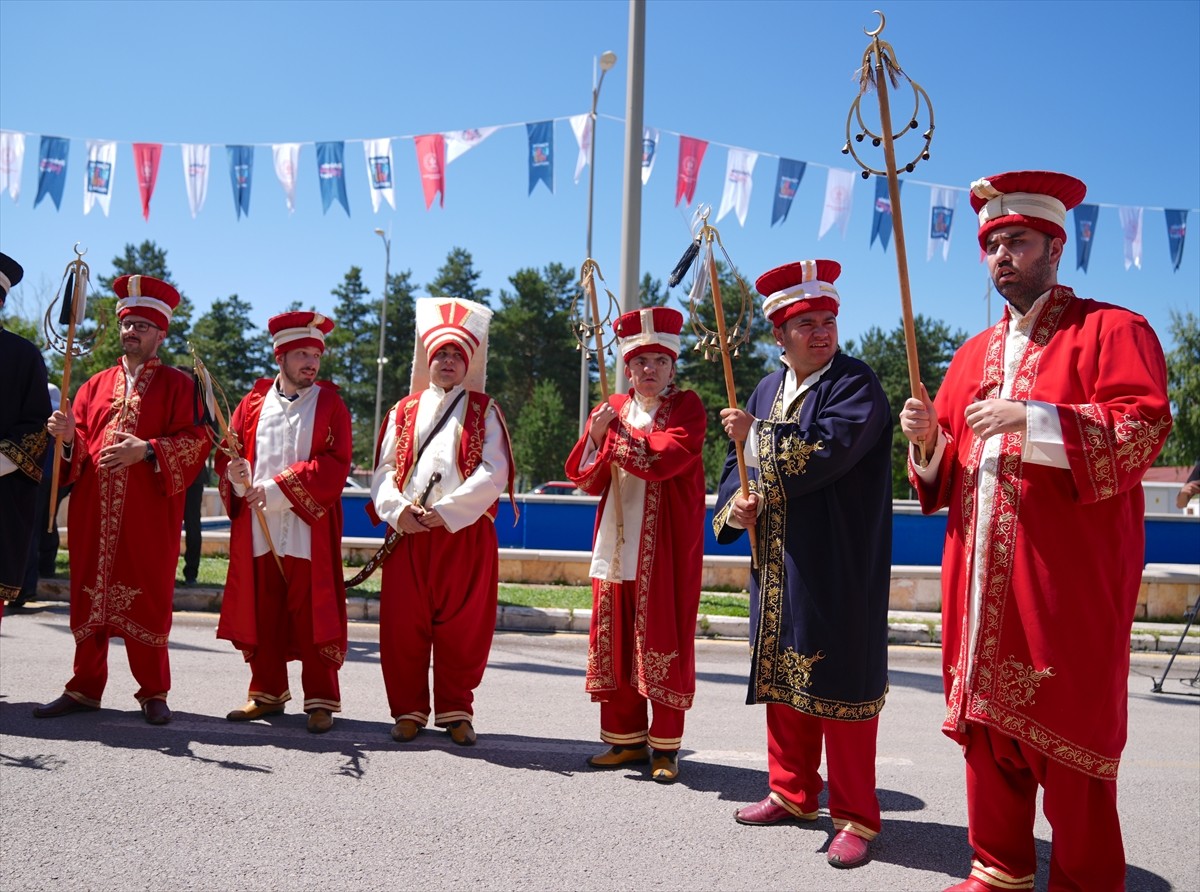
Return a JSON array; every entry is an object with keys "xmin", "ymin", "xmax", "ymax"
[{"xmin": 5, "ymin": 240, "xmax": 1197, "ymax": 496}]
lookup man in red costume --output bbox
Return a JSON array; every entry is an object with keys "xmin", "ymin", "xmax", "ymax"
[
  {"xmin": 899, "ymin": 171, "xmax": 1172, "ymax": 892},
  {"xmin": 565, "ymin": 307, "xmax": 706, "ymax": 784},
  {"xmin": 36, "ymin": 275, "xmax": 207, "ymax": 725},
  {"xmin": 216, "ymin": 311, "xmax": 352, "ymax": 735},
  {"xmin": 716, "ymin": 261, "xmax": 892, "ymax": 870},
  {"xmin": 370, "ymin": 296, "xmax": 515, "ymax": 747}
]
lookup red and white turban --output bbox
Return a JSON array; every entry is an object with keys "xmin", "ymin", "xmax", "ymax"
[
  {"xmin": 114, "ymin": 275, "xmax": 181, "ymax": 332},
  {"xmin": 268, "ymin": 311, "xmax": 335, "ymax": 358},
  {"xmin": 613, "ymin": 307, "xmax": 684, "ymax": 362},
  {"xmin": 756, "ymin": 260, "xmax": 841, "ymax": 327},
  {"xmin": 970, "ymin": 170, "xmax": 1087, "ymax": 247}
]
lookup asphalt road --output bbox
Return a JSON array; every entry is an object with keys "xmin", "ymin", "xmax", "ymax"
[{"xmin": 1, "ymin": 606, "xmax": 1197, "ymax": 892}]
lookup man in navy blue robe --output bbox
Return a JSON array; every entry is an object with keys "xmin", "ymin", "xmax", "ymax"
[{"xmin": 714, "ymin": 259, "xmax": 892, "ymax": 870}]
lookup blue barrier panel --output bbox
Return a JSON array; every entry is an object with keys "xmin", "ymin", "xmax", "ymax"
[{"xmin": 328, "ymin": 492, "xmax": 1197, "ymax": 568}]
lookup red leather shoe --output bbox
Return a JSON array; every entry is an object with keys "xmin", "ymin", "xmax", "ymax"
[
  {"xmin": 944, "ymin": 880, "xmax": 1001, "ymax": 892},
  {"xmin": 734, "ymin": 794, "xmax": 818, "ymax": 825},
  {"xmin": 827, "ymin": 828, "xmax": 870, "ymax": 868},
  {"xmin": 142, "ymin": 699, "xmax": 172, "ymax": 725},
  {"xmin": 32, "ymin": 694, "xmax": 98, "ymax": 719}
]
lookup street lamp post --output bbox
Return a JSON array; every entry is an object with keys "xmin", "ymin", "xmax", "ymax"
[
  {"xmin": 578, "ymin": 50, "xmax": 618, "ymax": 438},
  {"xmin": 372, "ymin": 227, "xmax": 391, "ymax": 442}
]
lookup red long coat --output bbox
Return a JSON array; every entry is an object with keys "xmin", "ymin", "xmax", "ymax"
[
  {"xmin": 565, "ymin": 386, "xmax": 707, "ymax": 710},
  {"xmin": 64, "ymin": 359, "xmax": 208, "ymax": 646},
  {"xmin": 216, "ymin": 379, "xmax": 352, "ymax": 663},
  {"xmin": 911, "ymin": 288, "xmax": 1171, "ymax": 779}
]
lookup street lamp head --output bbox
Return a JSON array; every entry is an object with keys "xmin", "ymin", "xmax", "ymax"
[
  {"xmin": 374, "ymin": 227, "xmax": 386, "ymax": 237},
  {"xmin": 599, "ymin": 51, "xmax": 617, "ymax": 71}
]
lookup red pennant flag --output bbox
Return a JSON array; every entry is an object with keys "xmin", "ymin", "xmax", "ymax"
[
  {"xmin": 132, "ymin": 142, "xmax": 162, "ymax": 220},
  {"xmin": 414, "ymin": 134, "xmax": 446, "ymax": 209},
  {"xmin": 675, "ymin": 135, "xmax": 708, "ymax": 207}
]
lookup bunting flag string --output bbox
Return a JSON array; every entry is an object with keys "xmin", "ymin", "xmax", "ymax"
[
  {"xmin": 2, "ymin": 117, "xmax": 1195, "ymax": 271},
  {"xmin": 870, "ymin": 176, "xmax": 898, "ymax": 251}
]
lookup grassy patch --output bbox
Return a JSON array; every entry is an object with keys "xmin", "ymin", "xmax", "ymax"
[{"xmin": 50, "ymin": 552, "xmax": 754, "ymax": 617}]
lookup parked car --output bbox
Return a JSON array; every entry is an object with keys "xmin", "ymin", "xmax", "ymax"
[{"xmin": 530, "ymin": 481, "xmax": 581, "ymax": 496}]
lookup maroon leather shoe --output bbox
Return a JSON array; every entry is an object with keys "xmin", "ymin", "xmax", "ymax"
[
  {"xmin": 32, "ymin": 694, "xmax": 98, "ymax": 719},
  {"xmin": 733, "ymin": 795, "xmax": 818, "ymax": 826},
  {"xmin": 142, "ymin": 699, "xmax": 172, "ymax": 725},
  {"xmin": 827, "ymin": 829, "xmax": 870, "ymax": 868}
]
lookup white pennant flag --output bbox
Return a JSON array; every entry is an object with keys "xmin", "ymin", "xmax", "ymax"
[
  {"xmin": 641, "ymin": 127, "xmax": 659, "ymax": 185},
  {"xmin": 1119, "ymin": 206, "xmax": 1143, "ymax": 270},
  {"xmin": 818, "ymin": 167, "xmax": 855, "ymax": 240},
  {"xmin": 272, "ymin": 143, "xmax": 301, "ymax": 213},
  {"xmin": 444, "ymin": 127, "xmax": 498, "ymax": 164},
  {"xmin": 363, "ymin": 138, "xmax": 395, "ymax": 212},
  {"xmin": 83, "ymin": 139, "xmax": 117, "ymax": 216},
  {"xmin": 181, "ymin": 144, "xmax": 211, "ymax": 218},
  {"xmin": 569, "ymin": 114, "xmax": 591, "ymax": 184},
  {"xmin": 927, "ymin": 186, "xmax": 957, "ymax": 261},
  {"xmin": 716, "ymin": 148, "xmax": 758, "ymax": 227},
  {"xmin": 0, "ymin": 131, "xmax": 25, "ymax": 202}
]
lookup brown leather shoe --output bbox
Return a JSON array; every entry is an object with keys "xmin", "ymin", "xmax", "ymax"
[
  {"xmin": 586, "ymin": 744, "xmax": 650, "ymax": 769},
  {"xmin": 142, "ymin": 699, "xmax": 172, "ymax": 725},
  {"xmin": 306, "ymin": 708, "xmax": 333, "ymax": 734},
  {"xmin": 734, "ymin": 794, "xmax": 818, "ymax": 825},
  {"xmin": 446, "ymin": 720, "xmax": 476, "ymax": 747},
  {"xmin": 390, "ymin": 719, "xmax": 421, "ymax": 742},
  {"xmin": 650, "ymin": 749, "xmax": 680, "ymax": 783},
  {"xmin": 226, "ymin": 700, "xmax": 285, "ymax": 721},
  {"xmin": 827, "ymin": 828, "xmax": 870, "ymax": 868},
  {"xmin": 32, "ymin": 694, "xmax": 99, "ymax": 719}
]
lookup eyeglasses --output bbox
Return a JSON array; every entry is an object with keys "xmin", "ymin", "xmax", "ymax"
[{"xmin": 119, "ymin": 320, "xmax": 160, "ymax": 333}]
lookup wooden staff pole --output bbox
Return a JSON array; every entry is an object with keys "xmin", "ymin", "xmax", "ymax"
[
  {"xmin": 704, "ymin": 235, "xmax": 759, "ymax": 569},
  {"xmin": 582, "ymin": 261, "xmax": 625, "ymax": 576},
  {"xmin": 212, "ymin": 402, "xmax": 286, "ymax": 579},
  {"xmin": 46, "ymin": 267, "xmax": 85, "ymax": 532},
  {"xmin": 870, "ymin": 33, "xmax": 925, "ymax": 462}
]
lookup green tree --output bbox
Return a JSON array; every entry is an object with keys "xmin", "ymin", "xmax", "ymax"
[
  {"xmin": 378, "ymin": 268, "xmax": 418, "ymax": 427},
  {"xmin": 188, "ymin": 295, "xmax": 271, "ymax": 402},
  {"xmin": 639, "ymin": 272, "xmax": 668, "ymax": 307},
  {"xmin": 1159, "ymin": 309, "xmax": 1200, "ymax": 466},
  {"xmin": 489, "ymin": 263, "xmax": 581, "ymax": 484},
  {"xmin": 323, "ymin": 267, "xmax": 377, "ymax": 464},
  {"xmin": 428, "ymin": 247, "xmax": 491, "ymax": 304},
  {"xmin": 510, "ymin": 380, "xmax": 577, "ymax": 490},
  {"xmin": 844, "ymin": 314, "xmax": 968, "ymax": 497}
]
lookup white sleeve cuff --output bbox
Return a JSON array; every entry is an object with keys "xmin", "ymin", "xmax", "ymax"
[{"xmin": 1023, "ymin": 401, "xmax": 1069, "ymax": 468}]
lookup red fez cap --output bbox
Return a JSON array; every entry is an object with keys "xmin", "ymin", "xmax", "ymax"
[
  {"xmin": 613, "ymin": 307, "xmax": 684, "ymax": 362},
  {"xmin": 269, "ymin": 311, "xmax": 335, "ymax": 357},
  {"xmin": 114, "ymin": 275, "xmax": 181, "ymax": 331},
  {"xmin": 756, "ymin": 260, "xmax": 841, "ymax": 326},
  {"xmin": 970, "ymin": 170, "xmax": 1086, "ymax": 247}
]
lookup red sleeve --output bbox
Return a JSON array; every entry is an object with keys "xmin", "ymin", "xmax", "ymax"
[{"xmin": 597, "ymin": 389, "xmax": 706, "ymax": 483}]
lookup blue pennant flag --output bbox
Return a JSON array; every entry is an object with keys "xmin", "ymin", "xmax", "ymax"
[
  {"xmin": 527, "ymin": 121, "xmax": 553, "ymax": 195},
  {"xmin": 870, "ymin": 177, "xmax": 901, "ymax": 251},
  {"xmin": 1073, "ymin": 204, "xmax": 1100, "ymax": 272},
  {"xmin": 35, "ymin": 136, "xmax": 69, "ymax": 210},
  {"xmin": 770, "ymin": 158, "xmax": 806, "ymax": 226},
  {"xmin": 227, "ymin": 145, "xmax": 254, "ymax": 220},
  {"xmin": 316, "ymin": 141, "xmax": 350, "ymax": 217},
  {"xmin": 1165, "ymin": 209, "xmax": 1188, "ymax": 272}
]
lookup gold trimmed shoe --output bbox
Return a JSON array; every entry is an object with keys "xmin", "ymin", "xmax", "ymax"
[
  {"xmin": 650, "ymin": 749, "xmax": 680, "ymax": 783},
  {"xmin": 226, "ymin": 700, "xmax": 285, "ymax": 722},
  {"xmin": 586, "ymin": 745, "xmax": 650, "ymax": 769},
  {"xmin": 391, "ymin": 719, "xmax": 421, "ymax": 742},
  {"xmin": 306, "ymin": 708, "xmax": 333, "ymax": 734}
]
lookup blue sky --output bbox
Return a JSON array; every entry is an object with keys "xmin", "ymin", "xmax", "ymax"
[{"xmin": 1, "ymin": 0, "xmax": 1197, "ymax": 356}]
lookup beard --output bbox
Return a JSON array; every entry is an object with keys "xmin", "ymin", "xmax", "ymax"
[
  {"xmin": 994, "ymin": 243, "xmax": 1054, "ymax": 313},
  {"xmin": 281, "ymin": 366, "xmax": 316, "ymax": 390}
]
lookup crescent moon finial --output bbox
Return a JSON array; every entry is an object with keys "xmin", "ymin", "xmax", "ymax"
[
  {"xmin": 73, "ymin": 241, "xmax": 87, "ymax": 258},
  {"xmin": 865, "ymin": 10, "xmax": 885, "ymax": 37}
]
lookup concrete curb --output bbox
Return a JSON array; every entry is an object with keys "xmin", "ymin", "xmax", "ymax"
[{"xmin": 27, "ymin": 577, "xmax": 1198, "ymax": 652}]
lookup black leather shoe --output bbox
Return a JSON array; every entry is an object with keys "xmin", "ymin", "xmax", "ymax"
[
  {"xmin": 142, "ymin": 699, "xmax": 172, "ymax": 725},
  {"xmin": 33, "ymin": 694, "xmax": 98, "ymax": 718}
]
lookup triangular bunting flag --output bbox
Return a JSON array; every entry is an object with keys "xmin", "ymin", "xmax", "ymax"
[
  {"xmin": 132, "ymin": 142, "xmax": 162, "ymax": 221},
  {"xmin": 83, "ymin": 139, "xmax": 117, "ymax": 217}
]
